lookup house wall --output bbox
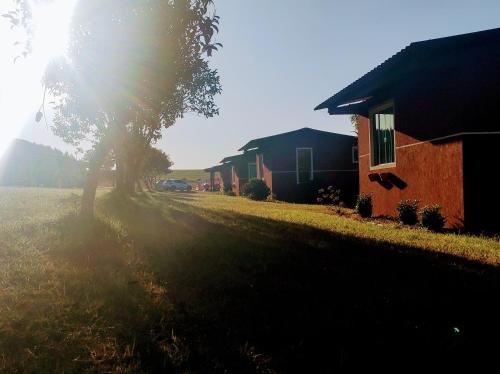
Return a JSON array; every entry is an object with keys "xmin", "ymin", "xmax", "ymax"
[
  {"xmin": 257, "ymin": 153, "xmax": 273, "ymax": 191},
  {"xmin": 231, "ymin": 165, "xmax": 240, "ymax": 195},
  {"xmin": 262, "ymin": 133, "xmax": 358, "ymax": 204},
  {"xmin": 328, "ymin": 38, "xmax": 500, "ymax": 229},
  {"xmin": 357, "ymin": 115, "xmax": 465, "ymax": 228},
  {"xmin": 463, "ymin": 134, "xmax": 500, "ymax": 231},
  {"xmin": 219, "ymin": 165, "xmax": 232, "ymax": 192},
  {"xmin": 231, "ymin": 155, "xmax": 255, "ymax": 195},
  {"xmin": 207, "ymin": 171, "xmax": 222, "ymax": 191}
]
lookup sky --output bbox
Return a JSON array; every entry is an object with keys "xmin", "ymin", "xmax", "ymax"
[{"xmin": 1, "ymin": 0, "xmax": 500, "ymax": 168}]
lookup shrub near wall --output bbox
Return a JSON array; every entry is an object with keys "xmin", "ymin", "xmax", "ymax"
[
  {"xmin": 356, "ymin": 193, "xmax": 373, "ymax": 218},
  {"xmin": 420, "ymin": 205, "xmax": 446, "ymax": 231},
  {"xmin": 317, "ymin": 186, "xmax": 343, "ymax": 214},
  {"xmin": 397, "ymin": 200, "xmax": 419, "ymax": 225},
  {"xmin": 242, "ymin": 179, "xmax": 270, "ymax": 201}
]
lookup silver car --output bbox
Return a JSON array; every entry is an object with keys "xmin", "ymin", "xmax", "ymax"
[{"xmin": 162, "ymin": 179, "xmax": 192, "ymax": 192}]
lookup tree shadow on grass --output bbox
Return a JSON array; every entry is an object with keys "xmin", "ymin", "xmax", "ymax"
[
  {"xmin": 13, "ymin": 190, "xmax": 495, "ymax": 372},
  {"xmin": 92, "ymin": 192, "xmax": 500, "ymax": 372}
]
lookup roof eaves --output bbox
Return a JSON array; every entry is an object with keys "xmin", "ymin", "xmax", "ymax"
[{"xmin": 314, "ymin": 44, "xmax": 414, "ymax": 111}]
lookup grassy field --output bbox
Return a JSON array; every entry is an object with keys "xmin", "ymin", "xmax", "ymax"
[
  {"xmin": 165, "ymin": 169, "xmax": 210, "ymax": 183},
  {"xmin": 0, "ymin": 187, "xmax": 499, "ymax": 372}
]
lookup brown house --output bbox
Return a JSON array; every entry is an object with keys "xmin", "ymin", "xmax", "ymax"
[
  {"xmin": 220, "ymin": 151, "xmax": 258, "ymax": 195},
  {"xmin": 203, "ymin": 165, "xmax": 221, "ymax": 191},
  {"xmin": 238, "ymin": 128, "xmax": 359, "ymax": 203},
  {"xmin": 204, "ymin": 163, "xmax": 232, "ymax": 192},
  {"xmin": 315, "ymin": 28, "xmax": 500, "ymax": 230}
]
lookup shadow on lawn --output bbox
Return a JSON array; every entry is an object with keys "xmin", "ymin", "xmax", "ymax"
[{"xmin": 45, "ymin": 192, "xmax": 500, "ymax": 372}]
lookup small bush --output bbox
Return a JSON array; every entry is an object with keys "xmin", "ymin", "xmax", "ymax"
[
  {"xmin": 356, "ymin": 193, "xmax": 372, "ymax": 218},
  {"xmin": 420, "ymin": 205, "xmax": 446, "ymax": 231},
  {"xmin": 396, "ymin": 199, "xmax": 419, "ymax": 225},
  {"xmin": 225, "ymin": 190, "xmax": 236, "ymax": 196},
  {"xmin": 317, "ymin": 186, "xmax": 342, "ymax": 213},
  {"xmin": 242, "ymin": 179, "xmax": 270, "ymax": 201}
]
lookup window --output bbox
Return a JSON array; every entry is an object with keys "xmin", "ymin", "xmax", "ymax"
[
  {"xmin": 296, "ymin": 148, "xmax": 313, "ymax": 184},
  {"xmin": 352, "ymin": 146, "xmax": 358, "ymax": 164},
  {"xmin": 248, "ymin": 162, "xmax": 257, "ymax": 180},
  {"xmin": 370, "ymin": 104, "xmax": 395, "ymax": 166},
  {"xmin": 258, "ymin": 154, "xmax": 264, "ymax": 179}
]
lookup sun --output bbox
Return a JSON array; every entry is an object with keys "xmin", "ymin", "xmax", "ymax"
[
  {"xmin": 0, "ymin": 0, "xmax": 78, "ymax": 159},
  {"xmin": 31, "ymin": 0, "xmax": 77, "ymax": 63}
]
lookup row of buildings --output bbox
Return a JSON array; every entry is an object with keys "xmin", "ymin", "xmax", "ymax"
[
  {"xmin": 204, "ymin": 128, "xmax": 359, "ymax": 203},
  {"xmin": 206, "ymin": 28, "xmax": 500, "ymax": 230}
]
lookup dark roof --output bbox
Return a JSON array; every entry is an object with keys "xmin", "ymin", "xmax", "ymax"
[
  {"xmin": 238, "ymin": 127, "xmax": 355, "ymax": 152},
  {"xmin": 220, "ymin": 149, "xmax": 258, "ymax": 164},
  {"xmin": 220, "ymin": 154, "xmax": 243, "ymax": 164},
  {"xmin": 203, "ymin": 165, "xmax": 221, "ymax": 172},
  {"xmin": 315, "ymin": 27, "xmax": 500, "ymax": 114}
]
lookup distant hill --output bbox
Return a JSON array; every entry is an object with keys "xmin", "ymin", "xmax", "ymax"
[
  {"xmin": 166, "ymin": 169, "xmax": 210, "ymax": 183},
  {"xmin": 0, "ymin": 139, "xmax": 86, "ymax": 188}
]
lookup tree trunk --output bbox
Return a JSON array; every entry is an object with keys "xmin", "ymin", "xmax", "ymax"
[
  {"xmin": 125, "ymin": 166, "xmax": 137, "ymax": 194},
  {"xmin": 114, "ymin": 146, "xmax": 138, "ymax": 195},
  {"xmin": 80, "ymin": 139, "xmax": 110, "ymax": 218},
  {"xmin": 81, "ymin": 164, "xmax": 101, "ymax": 217},
  {"xmin": 144, "ymin": 176, "xmax": 154, "ymax": 192}
]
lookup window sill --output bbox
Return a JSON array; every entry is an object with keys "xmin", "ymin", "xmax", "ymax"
[{"xmin": 369, "ymin": 162, "xmax": 396, "ymax": 171}]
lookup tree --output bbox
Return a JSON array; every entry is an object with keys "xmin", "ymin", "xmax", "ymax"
[
  {"xmin": 5, "ymin": 0, "xmax": 222, "ymax": 216},
  {"xmin": 350, "ymin": 114, "xmax": 359, "ymax": 135},
  {"xmin": 141, "ymin": 146, "xmax": 173, "ymax": 191}
]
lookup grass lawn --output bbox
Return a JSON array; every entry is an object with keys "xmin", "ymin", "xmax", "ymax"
[{"xmin": 0, "ymin": 187, "xmax": 499, "ymax": 372}]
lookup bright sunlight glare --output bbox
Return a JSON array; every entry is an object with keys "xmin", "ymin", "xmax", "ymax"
[
  {"xmin": 31, "ymin": 0, "xmax": 76, "ymax": 62},
  {"xmin": 0, "ymin": 0, "xmax": 77, "ymax": 159}
]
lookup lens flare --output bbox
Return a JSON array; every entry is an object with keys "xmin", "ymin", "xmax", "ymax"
[
  {"xmin": 31, "ymin": 0, "xmax": 77, "ymax": 63},
  {"xmin": 0, "ymin": 0, "xmax": 77, "ymax": 160}
]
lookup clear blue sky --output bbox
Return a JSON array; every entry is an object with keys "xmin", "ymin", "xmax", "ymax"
[{"xmin": 12, "ymin": 0, "xmax": 500, "ymax": 168}]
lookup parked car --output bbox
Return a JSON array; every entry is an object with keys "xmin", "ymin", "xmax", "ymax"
[{"xmin": 161, "ymin": 179, "xmax": 192, "ymax": 192}]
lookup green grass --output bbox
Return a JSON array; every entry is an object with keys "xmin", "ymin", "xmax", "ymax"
[
  {"xmin": 185, "ymin": 194, "xmax": 500, "ymax": 266},
  {"xmin": 0, "ymin": 187, "xmax": 499, "ymax": 372},
  {"xmin": 165, "ymin": 169, "xmax": 210, "ymax": 183}
]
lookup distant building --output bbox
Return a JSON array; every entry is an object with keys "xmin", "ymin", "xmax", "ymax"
[
  {"xmin": 219, "ymin": 151, "xmax": 258, "ymax": 195},
  {"xmin": 203, "ymin": 165, "xmax": 225, "ymax": 192},
  {"xmin": 238, "ymin": 127, "xmax": 358, "ymax": 203}
]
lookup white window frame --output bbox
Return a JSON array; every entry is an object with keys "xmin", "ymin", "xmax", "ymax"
[
  {"xmin": 368, "ymin": 100, "xmax": 396, "ymax": 170},
  {"xmin": 352, "ymin": 146, "xmax": 358, "ymax": 164},
  {"xmin": 248, "ymin": 162, "xmax": 257, "ymax": 180},
  {"xmin": 296, "ymin": 147, "xmax": 314, "ymax": 184}
]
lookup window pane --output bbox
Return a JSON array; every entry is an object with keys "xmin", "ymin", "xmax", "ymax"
[
  {"xmin": 248, "ymin": 163, "xmax": 257, "ymax": 180},
  {"xmin": 371, "ymin": 106, "xmax": 395, "ymax": 166},
  {"xmin": 297, "ymin": 149, "xmax": 312, "ymax": 184}
]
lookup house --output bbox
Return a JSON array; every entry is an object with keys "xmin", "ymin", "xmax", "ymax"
[
  {"xmin": 238, "ymin": 128, "xmax": 359, "ymax": 203},
  {"xmin": 204, "ymin": 164, "xmax": 231, "ymax": 192},
  {"xmin": 315, "ymin": 28, "xmax": 500, "ymax": 230},
  {"xmin": 220, "ymin": 150, "xmax": 258, "ymax": 195},
  {"xmin": 203, "ymin": 165, "xmax": 222, "ymax": 191}
]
